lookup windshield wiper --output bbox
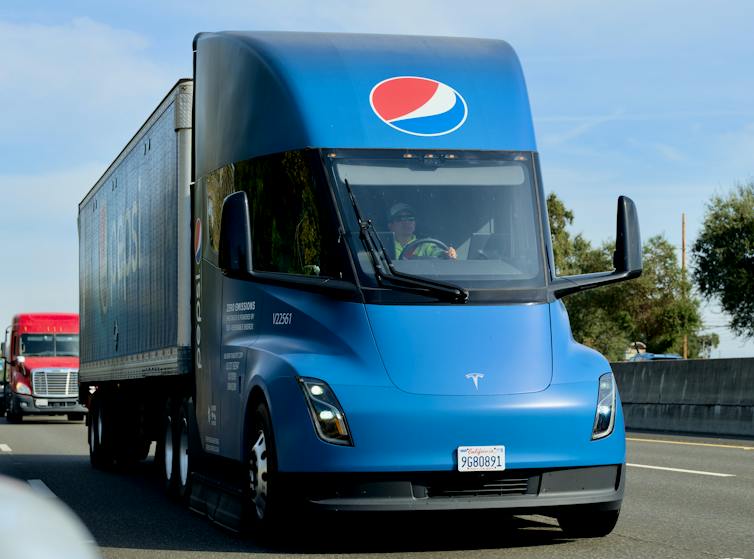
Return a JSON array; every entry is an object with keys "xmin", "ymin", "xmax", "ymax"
[{"xmin": 343, "ymin": 179, "xmax": 468, "ymax": 303}]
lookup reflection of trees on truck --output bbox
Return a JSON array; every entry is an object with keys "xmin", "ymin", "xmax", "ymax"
[{"xmin": 209, "ymin": 151, "xmax": 335, "ymax": 277}]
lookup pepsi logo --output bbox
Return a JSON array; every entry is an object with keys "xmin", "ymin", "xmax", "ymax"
[
  {"xmin": 194, "ymin": 218, "xmax": 202, "ymax": 264},
  {"xmin": 370, "ymin": 76, "xmax": 468, "ymax": 136}
]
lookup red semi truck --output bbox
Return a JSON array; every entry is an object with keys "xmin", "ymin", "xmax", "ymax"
[{"xmin": 1, "ymin": 313, "xmax": 87, "ymax": 422}]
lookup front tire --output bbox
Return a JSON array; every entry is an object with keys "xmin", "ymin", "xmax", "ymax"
[
  {"xmin": 5, "ymin": 397, "xmax": 22, "ymax": 423},
  {"xmin": 557, "ymin": 506, "xmax": 620, "ymax": 538},
  {"xmin": 246, "ymin": 402, "xmax": 279, "ymax": 529}
]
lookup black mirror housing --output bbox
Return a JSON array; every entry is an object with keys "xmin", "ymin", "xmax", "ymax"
[
  {"xmin": 219, "ymin": 191, "xmax": 253, "ymax": 275},
  {"xmin": 551, "ymin": 195, "xmax": 642, "ymax": 299},
  {"xmin": 613, "ymin": 195, "xmax": 642, "ymax": 275}
]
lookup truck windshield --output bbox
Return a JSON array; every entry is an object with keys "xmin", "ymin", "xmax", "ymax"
[
  {"xmin": 20, "ymin": 334, "xmax": 79, "ymax": 357},
  {"xmin": 325, "ymin": 149, "xmax": 546, "ymax": 297}
]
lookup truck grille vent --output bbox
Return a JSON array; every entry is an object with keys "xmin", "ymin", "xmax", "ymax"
[
  {"xmin": 426, "ymin": 476, "xmax": 532, "ymax": 498},
  {"xmin": 31, "ymin": 370, "xmax": 78, "ymax": 398}
]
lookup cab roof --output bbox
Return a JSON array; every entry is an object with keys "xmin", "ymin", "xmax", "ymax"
[
  {"xmin": 193, "ymin": 31, "xmax": 536, "ymax": 178},
  {"xmin": 12, "ymin": 313, "xmax": 79, "ymax": 334}
]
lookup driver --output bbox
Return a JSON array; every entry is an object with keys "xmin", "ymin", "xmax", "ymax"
[{"xmin": 387, "ymin": 203, "xmax": 457, "ymax": 259}]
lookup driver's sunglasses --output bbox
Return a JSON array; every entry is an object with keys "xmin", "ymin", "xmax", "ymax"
[{"xmin": 394, "ymin": 214, "xmax": 415, "ymax": 222}]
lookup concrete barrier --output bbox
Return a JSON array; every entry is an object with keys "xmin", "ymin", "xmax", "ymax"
[{"xmin": 612, "ymin": 358, "xmax": 754, "ymax": 437}]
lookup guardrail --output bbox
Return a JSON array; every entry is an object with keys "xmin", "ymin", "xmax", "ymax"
[{"xmin": 612, "ymin": 358, "xmax": 754, "ymax": 437}]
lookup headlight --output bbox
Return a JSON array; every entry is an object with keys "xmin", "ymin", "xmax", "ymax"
[
  {"xmin": 15, "ymin": 382, "xmax": 32, "ymax": 395},
  {"xmin": 298, "ymin": 377, "xmax": 353, "ymax": 446},
  {"xmin": 592, "ymin": 372, "xmax": 616, "ymax": 440}
]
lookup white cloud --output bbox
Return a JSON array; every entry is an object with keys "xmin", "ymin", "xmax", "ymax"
[
  {"xmin": 0, "ymin": 17, "xmax": 161, "ymax": 107},
  {"xmin": 0, "ymin": 17, "xmax": 173, "ymax": 172},
  {"xmin": 540, "ymin": 111, "xmax": 626, "ymax": 146},
  {"xmin": 0, "ymin": 163, "xmax": 103, "ymax": 325},
  {"xmin": 0, "ymin": 163, "xmax": 102, "ymax": 228}
]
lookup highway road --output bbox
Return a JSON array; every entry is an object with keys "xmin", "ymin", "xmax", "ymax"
[{"xmin": 0, "ymin": 417, "xmax": 751, "ymax": 559}]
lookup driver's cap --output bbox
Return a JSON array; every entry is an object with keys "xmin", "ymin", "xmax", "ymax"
[{"xmin": 388, "ymin": 203, "xmax": 415, "ymax": 221}]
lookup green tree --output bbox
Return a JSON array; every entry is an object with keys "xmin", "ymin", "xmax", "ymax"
[
  {"xmin": 692, "ymin": 182, "xmax": 754, "ymax": 338},
  {"xmin": 547, "ymin": 194, "xmax": 718, "ymax": 360}
]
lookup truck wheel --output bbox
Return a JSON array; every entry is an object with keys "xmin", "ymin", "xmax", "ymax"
[
  {"xmin": 68, "ymin": 413, "xmax": 85, "ymax": 422},
  {"xmin": 557, "ymin": 507, "xmax": 620, "ymax": 538},
  {"xmin": 175, "ymin": 401, "xmax": 192, "ymax": 500},
  {"xmin": 88, "ymin": 398, "xmax": 114, "ymax": 470},
  {"xmin": 5, "ymin": 397, "xmax": 22, "ymax": 423},
  {"xmin": 246, "ymin": 402, "xmax": 279, "ymax": 529},
  {"xmin": 6, "ymin": 407, "xmax": 23, "ymax": 424},
  {"xmin": 159, "ymin": 398, "xmax": 179, "ymax": 496}
]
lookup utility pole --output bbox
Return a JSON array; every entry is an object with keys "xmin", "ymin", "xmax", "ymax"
[{"xmin": 682, "ymin": 213, "xmax": 688, "ymax": 359}]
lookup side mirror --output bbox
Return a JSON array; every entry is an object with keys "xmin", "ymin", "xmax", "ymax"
[
  {"xmin": 552, "ymin": 195, "xmax": 642, "ymax": 298},
  {"xmin": 219, "ymin": 191, "xmax": 253, "ymax": 275},
  {"xmin": 0, "ymin": 342, "xmax": 5, "ymax": 361},
  {"xmin": 613, "ymin": 195, "xmax": 642, "ymax": 275}
]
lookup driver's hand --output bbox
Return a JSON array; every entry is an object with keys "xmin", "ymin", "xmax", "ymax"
[{"xmin": 447, "ymin": 246, "xmax": 457, "ymax": 259}]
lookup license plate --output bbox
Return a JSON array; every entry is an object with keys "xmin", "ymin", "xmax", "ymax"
[
  {"xmin": 35, "ymin": 399, "xmax": 48, "ymax": 407},
  {"xmin": 457, "ymin": 445, "xmax": 506, "ymax": 472}
]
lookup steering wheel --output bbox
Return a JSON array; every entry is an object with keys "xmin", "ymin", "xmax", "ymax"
[{"xmin": 399, "ymin": 238, "xmax": 451, "ymax": 260}]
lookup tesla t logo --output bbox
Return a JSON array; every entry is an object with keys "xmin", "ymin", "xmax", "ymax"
[{"xmin": 465, "ymin": 373, "xmax": 485, "ymax": 390}]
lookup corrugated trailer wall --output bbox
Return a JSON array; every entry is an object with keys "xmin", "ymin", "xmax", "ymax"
[{"xmin": 79, "ymin": 81, "xmax": 193, "ymax": 382}]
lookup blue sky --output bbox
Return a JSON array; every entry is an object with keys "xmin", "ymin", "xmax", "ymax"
[{"xmin": 1, "ymin": 0, "xmax": 752, "ymax": 357}]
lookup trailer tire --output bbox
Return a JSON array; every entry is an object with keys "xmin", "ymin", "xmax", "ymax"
[
  {"xmin": 88, "ymin": 397, "xmax": 114, "ymax": 470},
  {"xmin": 245, "ymin": 402, "xmax": 280, "ymax": 532},
  {"xmin": 557, "ymin": 506, "xmax": 620, "ymax": 538}
]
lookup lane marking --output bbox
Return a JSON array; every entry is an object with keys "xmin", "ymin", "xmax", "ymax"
[
  {"xmin": 627, "ymin": 463, "xmax": 735, "ymax": 477},
  {"xmin": 27, "ymin": 479, "xmax": 58, "ymax": 499},
  {"xmin": 627, "ymin": 437, "xmax": 754, "ymax": 451},
  {"xmin": 0, "ymin": 444, "xmax": 11, "ymax": 452}
]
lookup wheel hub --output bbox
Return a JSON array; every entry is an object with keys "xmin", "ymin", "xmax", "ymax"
[{"xmin": 249, "ymin": 431, "xmax": 268, "ymax": 519}]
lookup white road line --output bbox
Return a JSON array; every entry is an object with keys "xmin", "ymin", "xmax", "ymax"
[
  {"xmin": 0, "ymin": 444, "xmax": 11, "ymax": 452},
  {"xmin": 627, "ymin": 437, "xmax": 754, "ymax": 451},
  {"xmin": 627, "ymin": 463, "xmax": 735, "ymax": 477},
  {"xmin": 27, "ymin": 479, "xmax": 59, "ymax": 499}
]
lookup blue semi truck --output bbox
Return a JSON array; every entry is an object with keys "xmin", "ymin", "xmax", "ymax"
[{"xmin": 78, "ymin": 31, "xmax": 641, "ymax": 536}]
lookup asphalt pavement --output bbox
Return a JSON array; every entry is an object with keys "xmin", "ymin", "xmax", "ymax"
[{"xmin": 0, "ymin": 417, "xmax": 751, "ymax": 559}]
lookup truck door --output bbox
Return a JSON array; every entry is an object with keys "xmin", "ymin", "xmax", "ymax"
[
  {"xmin": 195, "ymin": 169, "xmax": 260, "ymax": 460},
  {"xmin": 219, "ymin": 280, "xmax": 260, "ymax": 459},
  {"xmin": 193, "ymin": 178, "xmax": 225, "ymax": 455}
]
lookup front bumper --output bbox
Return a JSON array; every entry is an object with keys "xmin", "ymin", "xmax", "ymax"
[
  {"xmin": 268, "ymin": 377, "xmax": 626, "ymax": 473},
  {"xmin": 282, "ymin": 464, "xmax": 624, "ymax": 512},
  {"xmin": 12, "ymin": 394, "xmax": 87, "ymax": 416}
]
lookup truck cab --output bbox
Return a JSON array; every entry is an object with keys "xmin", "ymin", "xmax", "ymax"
[
  {"xmin": 2, "ymin": 313, "xmax": 87, "ymax": 422},
  {"xmin": 190, "ymin": 32, "xmax": 641, "ymax": 533}
]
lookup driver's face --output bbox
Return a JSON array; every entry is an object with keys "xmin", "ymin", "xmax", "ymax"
[{"xmin": 388, "ymin": 213, "xmax": 416, "ymax": 239}]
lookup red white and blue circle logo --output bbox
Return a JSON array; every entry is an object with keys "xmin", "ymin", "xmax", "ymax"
[
  {"xmin": 370, "ymin": 76, "xmax": 468, "ymax": 137},
  {"xmin": 194, "ymin": 218, "xmax": 202, "ymax": 264}
]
